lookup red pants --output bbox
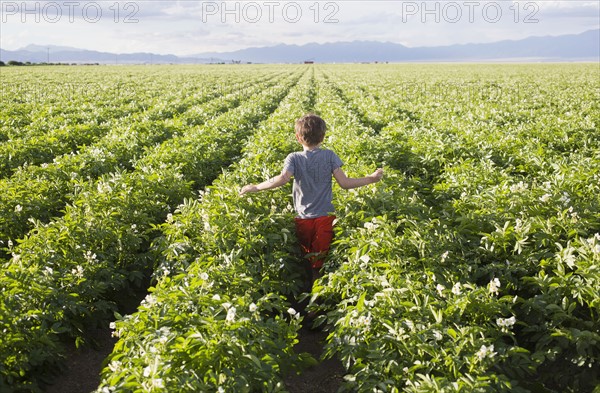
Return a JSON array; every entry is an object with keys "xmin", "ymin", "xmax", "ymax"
[{"xmin": 294, "ymin": 215, "xmax": 335, "ymax": 269}]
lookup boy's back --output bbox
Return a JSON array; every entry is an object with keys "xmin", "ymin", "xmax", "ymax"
[
  {"xmin": 283, "ymin": 148, "xmax": 343, "ymax": 219},
  {"xmin": 239, "ymin": 113, "xmax": 382, "ymax": 281}
]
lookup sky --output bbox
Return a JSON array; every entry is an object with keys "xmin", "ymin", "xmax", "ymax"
[{"xmin": 1, "ymin": 0, "xmax": 598, "ymax": 55}]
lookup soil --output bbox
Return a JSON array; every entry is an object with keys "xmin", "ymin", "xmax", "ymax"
[
  {"xmin": 43, "ymin": 287, "xmax": 146, "ymax": 393},
  {"xmin": 43, "ymin": 321, "xmax": 345, "ymax": 393},
  {"xmin": 43, "ymin": 272, "xmax": 344, "ymax": 393},
  {"xmin": 43, "ymin": 327, "xmax": 117, "ymax": 393},
  {"xmin": 285, "ymin": 325, "xmax": 346, "ymax": 393}
]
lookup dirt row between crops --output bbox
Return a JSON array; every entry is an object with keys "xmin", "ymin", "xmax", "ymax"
[
  {"xmin": 44, "ymin": 322, "xmax": 344, "ymax": 393},
  {"xmin": 286, "ymin": 327, "xmax": 345, "ymax": 393},
  {"xmin": 44, "ymin": 326, "xmax": 116, "ymax": 393}
]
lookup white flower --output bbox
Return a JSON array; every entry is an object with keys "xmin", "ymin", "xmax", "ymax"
[
  {"xmin": 249, "ymin": 303, "xmax": 257, "ymax": 313},
  {"xmin": 436, "ymin": 284, "xmax": 445, "ymax": 296},
  {"xmin": 540, "ymin": 194, "xmax": 551, "ymax": 202},
  {"xmin": 515, "ymin": 218, "xmax": 523, "ymax": 231},
  {"xmin": 108, "ymin": 360, "xmax": 122, "ymax": 373},
  {"xmin": 510, "ymin": 181, "xmax": 527, "ymax": 193},
  {"xmin": 350, "ymin": 312, "xmax": 372, "ymax": 330},
  {"xmin": 109, "ymin": 321, "xmax": 116, "ymax": 330},
  {"xmin": 151, "ymin": 378, "xmax": 164, "ymax": 389},
  {"xmin": 440, "ymin": 251, "xmax": 449, "ymax": 262},
  {"xmin": 14, "ymin": 204, "xmax": 22, "ymax": 213},
  {"xmin": 476, "ymin": 344, "xmax": 496, "ymax": 361},
  {"xmin": 497, "ymin": 316, "xmax": 516, "ymax": 332},
  {"xmin": 287, "ymin": 307, "xmax": 297, "ymax": 316},
  {"xmin": 143, "ymin": 294, "xmax": 157, "ymax": 307},
  {"xmin": 489, "ymin": 278, "xmax": 501, "ymax": 295},
  {"xmin": 563, "ymin": 252, "xmax": 575, "ymax": 269},
  {"xmin": 452, "ymin": 282, "xmax": 462, "ymax": 295},
  {"xmin": 158, "ymin": 326, "xmax": 170, "ymax": 336},
  {"xmin": 357, "ymin": 315, "xmax": 372, "ymax": 327},
  {"xmin": 160, "ymin": 266, "xmax": 171, "ymax": 277},
  {"xmin": 143, "ymin": 366, "xmax": 151, "ymax": 377},
  {"xmin": 222, "ymin": 302, "xmax": 232, "ymax": 310},
  {"xmin": 364, "ymin": 221, "xmax": 377, "ymax": 230},
  {"xmin": 432, "ymin": 330, "xmax": 442, "ymax": 341},
  {"xmin": 569, "ymin": 208, "xmax": 579, "ymax": 221},
  {"xmin": 226, "ymin": 306, "xmax": 236, "ymax": 322},
  {"xmin": 71, "ymin": 265, "xmax": 84, "ymax": 279},
  {"xmin": 84, "ymin": 251, "xmax": 97, "ymax": 263},
  {"xmin": 212, "ymin": 294, "xmax": 221, "ymax": 301},
  {"xmin": 158, "ymin": 337, "xmax": 168, "ymax": 345},
  {"xmin": 97, "ymin": 181, "xmax": 112, "ymax": 194},
  {"xmin": 359, "ymin": 254, "xmax": 371, "ymax": 264},
  {"xmin": 199, "ymin": 272, "xmax": 209, "ymax": 281}
]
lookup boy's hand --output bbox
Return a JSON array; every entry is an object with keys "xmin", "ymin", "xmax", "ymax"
[
  {"xmin": 368, "ymin": 168, "xmax": 384, "ymax": 183},
  {"xmin": 240, "ymin": 184, "xmax": 259, "ymax": 195}
]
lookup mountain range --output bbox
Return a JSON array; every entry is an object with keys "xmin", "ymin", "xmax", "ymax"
[{"xmin": 1, "ymin": 29, "xmax": 598, "ymax": 64}]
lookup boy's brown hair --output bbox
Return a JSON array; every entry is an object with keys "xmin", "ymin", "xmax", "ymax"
[{"xmin": 295, "ymin": 113, "xmax": 326, "ymax": 147}]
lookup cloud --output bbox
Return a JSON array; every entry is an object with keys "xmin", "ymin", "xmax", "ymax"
[
  {"xmin": 534, "ymin": 0, "xmax": 600, "ymax": 18},
  {"xmin": 1, "ymin": 0, "xmax": 598, "ymax": 54}
]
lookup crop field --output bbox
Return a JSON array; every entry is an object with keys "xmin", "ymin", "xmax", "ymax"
[{"xmin": 0, "ymin": 63, "xmax": 598, "ymax": 393}]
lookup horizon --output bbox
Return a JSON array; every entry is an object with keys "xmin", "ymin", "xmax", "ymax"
[
  {"xmin": 3, "ymin": 28, "xmax": 598, "ymax": 58},
  {"xmin": 1, "ymin": 1, "xmax": 599, "ymax": 56}
]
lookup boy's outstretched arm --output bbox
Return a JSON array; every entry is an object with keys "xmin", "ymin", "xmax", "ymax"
[
  {"xmin": 333, "ymin": 167, "xmax": 383, "ymax": 190},
  {"xmin": 240, "ymin": 170, "xmax": 292, "ymax": 195}
]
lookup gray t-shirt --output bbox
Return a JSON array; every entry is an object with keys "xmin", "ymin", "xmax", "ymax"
[{"xmin": 283, "ymin": 148, "xmax": 343, "ymax": 219}]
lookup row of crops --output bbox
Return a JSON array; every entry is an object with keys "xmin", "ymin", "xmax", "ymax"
[
  {"xmin": 0, "ymin": 69, "xmax": 290, "ymax": 252},
  {"xmin": 1, "ymin": 63, "xmax": 599, "ymax": 392},
  {"xmin": 0, "ymin": 65, "xmax": 304, "ymax": 391},
  {"xmin": 312, "ymin": 64, "xmax": 599, "ymax": 392}
]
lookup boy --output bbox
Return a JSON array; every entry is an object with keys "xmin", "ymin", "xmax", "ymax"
[{"xmin": 240, "ymin": 113, "xmax": 383, "ymax": 283}]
